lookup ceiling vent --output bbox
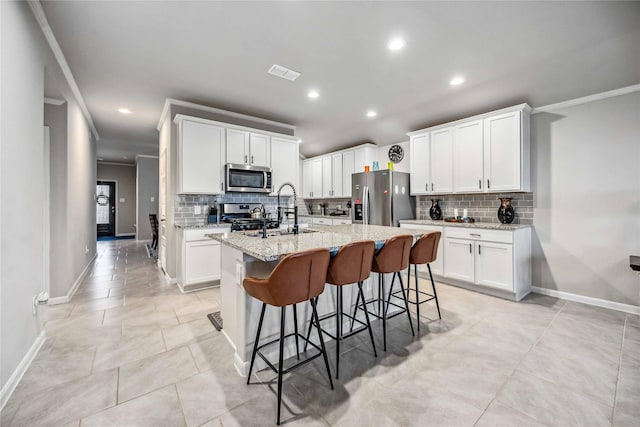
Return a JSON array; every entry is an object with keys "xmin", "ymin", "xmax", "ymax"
[{"xmin": 268, "ymin": 64, "xmax": 301, "ymax": 81}]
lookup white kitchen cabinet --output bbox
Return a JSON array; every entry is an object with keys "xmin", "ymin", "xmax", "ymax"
[
  {"xmin": 311, "ymin": 217, "xmax": 351, "ymax": 225},
  {"xmin": 321, "ymin": 154, "xmax": 344, "ymax": 198},
  {"xmin": 410, "ymin": 133, "xmax": 430, "ymax": 195},
  {"xmin": 342, "ymin": 150, "xmax": 355, "ymax": 198},
  {"xmin": 354, "ymin": 146, "xmax": 377, "ymax": 173},
  {"xmin": 177, "ymin": 227, "xmax": 230, "ymax": 292},
  {"xmin": 444, "ymin": 237, "xmax": 475, "ymax": 282},
  {"xmin": 483, "ymin": 111, "xmax": 527, "ymax": 192},
  {"xmin": 453, "ymin": 120, "xmax": 484, "ymax": 193},
  {"xmin": 475, "ymin": 241, "xmax": 513, "ymax": 291},
  {"xmin": 225, "ymin": 129, "xmax": 270, "ymax": 167},
  {"xmin": 322, "ymin": 156, "xmax": 332, "ymax": 198},
  {"xmin": 176, "ymin": 118, "xmax": 224, "ymax": 194},
  {"xmin": 303, "ymin": 158, "xmax": 323, "ymax": 198},
  {"xmin": 430, "ymin": 127, "xmax": 453, "ymax": 193},
  {"xmin": 270, "ymin": 137, "xmax": 299, "ymax": 195},
  {"xmin": 399, "ymin": 224, "xmax": 444, "ymax": 275}
]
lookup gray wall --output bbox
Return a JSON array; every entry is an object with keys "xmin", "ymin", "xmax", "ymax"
[
  {"xmin": 1, "ymin": 1, "xmax": 96, "ymax": 394},
  {"xmin": 97, "ymin": 163, "xmax": 136, "ymax": 235},
  {"xmin": 531, "ymin": 92, "xmax": 640, "ymax": 306},
  {"xmin": 136, "ymin": 156, "xmax": 159, "ymax": 240}
]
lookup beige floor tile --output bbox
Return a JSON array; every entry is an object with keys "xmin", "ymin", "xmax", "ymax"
[
  {"xmin": 496, "ymin": 370, "xmax": 612, "ymax": 425},
  {"xmin": 44, "ymin": 310, "xmax": 106, "ymax": 335},
  {"xmin": 174, "ymin": 301, "xmax": 220, "ymax": 323},
  {"xmin": 37, "ymin": 303, "xmax": 75, "ymax": 324},
  {"xmin": 50, "ymin": 323, "xmax": 122, "ymax": 347},
  {"xmin": 162, "ymin": 318, "xmax": 217, "ymax": 350},
  {"xmin": 121, "ymin": 309, "xmax": 180, "ymax": 329},
  {"xmin": 475, "ymin": 401, "xmax": 545, "ymax": 427},
  {"xmin": 93, "ymin": 330, "xmax": 166, "ymax": 372},
  {"xmin": 72, "ymin": 288, "xmax": 111, "ymax": 301},
  {"xmin": 9, "ymin": 368, "xmax": 118, "ymax": 426},
  {"xmin": 102, "ymin": 301, "xmax": 156, "ymax": 324},
  {"xmin": 70, "ymin": 296, "xmax": 124, "ymax": 314},
  {"xmin": 81, "ymin": 385, "xmax": 186, "ymax": 427},
  {"xmin": 188, "ymin": 333, "xmax": 236, "ymax": 372}
]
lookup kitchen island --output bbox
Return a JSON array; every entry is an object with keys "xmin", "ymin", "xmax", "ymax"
[{"xmin": 208, "ymin": 224, "xmax": 428, "ymax": 376}]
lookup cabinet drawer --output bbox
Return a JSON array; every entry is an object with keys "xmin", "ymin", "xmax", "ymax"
[
  {"xmin": 185, "ymin": 227, "xmax": 230, "ymax": 242},
  {"xmin": 444, "ymin": 227, "xmax": 512, "ymax": 244},
  {"xmin": 313, "ymin": 217, "xmax": 332, "ymax": 225},
  {"xmin": 332, "ymin": 218, "xmax": 352, "ymax": 225}
]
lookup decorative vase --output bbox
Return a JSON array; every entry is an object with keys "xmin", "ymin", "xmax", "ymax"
[
  {"xmin": 497, "ymin": 198, "xmax": 515, "ymax": 224},
  {"xmin": 429, "ymin": 199, "xmax": 442, "ymax": 220}
]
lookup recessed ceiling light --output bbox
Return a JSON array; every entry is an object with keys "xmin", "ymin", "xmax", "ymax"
[
  {"xmin": 449, "ymin": 76, "xmax": 465, "ymax": 86},
  {"xmin": 366, "ymin": 110, "xmax": 377, "ymax": 118},
  {"xmin": 387, "ymin": 37, "xmax": 406, "ymax": 51},
  {"xmin": 307, "ymin": 90, "xmax": 320, "ymax": 99},
  {"xmin": 118, "ymin": 108, "xmax": 132, "ymax": 114}
]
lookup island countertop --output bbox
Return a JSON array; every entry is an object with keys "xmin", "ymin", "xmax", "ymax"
[
  {"xmin": 207, "ymin": 224, "xmax": 430, "ymax": 262},
  {"xmin": 399, "ymin": 219, "xmax": 530, "ymax": 230}
]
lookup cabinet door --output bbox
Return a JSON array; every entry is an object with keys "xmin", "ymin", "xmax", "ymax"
[
  {"xmin": 444, "ymin": 237, "xmax": 474, "ymax": 282},
  {"xmin": 185, "ymin": 241, "xmax": 221, "ymax": 284},
  {"xmin": 453, "ymin": 120, "xmax": 484, "ymax": 193},
  {"xmin": 249, "ymin": 132, "xmax": 270, "ymax": 167},
  {"xmin": 271, "ymin": 137, "xmax": 298, "ymax": 195},
  {"xmin": 302, "ymin": 160, "xmax": 314, "ymax": 198},
  {"xmin": 226, "ymin": 129, "xmax": 249, "ymax": 164},
  {"xmin": 430, "ymin": 128, "xmax": 453, "ymax": 193},
  {"xmin": 475, "ymin": 241, "xmax": 513, "ymax": 290},
  {"xmin": 179, "ymin": 120, "xmax": 224, "ymax": 194},
  {"xmin": 322, "ymin": 156, "xmax": 332, "ymax": 198},
  {"xmin": 332, "ymin": 153, "xmax": 343, "ymax": 197},
  {"xmin": 310, "ymin": 158, "xmax": 323, "ymax": 198},
  {"xmin": 354, "ymin": 147, "xmax": 376, "ymax": 172},
  {"xmin": 342, "ymin": 150, "xmax": 355, "ymax": 198},
  {"xmin": 484, "ymin": 111, "xmax": 521, "ymax": 192},
  {"xmin": 410, "ymin": 134, "xmax": 430, "ymax": 195}
]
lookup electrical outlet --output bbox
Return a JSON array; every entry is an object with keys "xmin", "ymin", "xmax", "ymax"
[
  {"xmin": 85, "ymin": 245, "xmax": 89, "ymax": 254},
  {"xmin": 194, "ymin": 206, "xmax": 202, "ymax": 215}
]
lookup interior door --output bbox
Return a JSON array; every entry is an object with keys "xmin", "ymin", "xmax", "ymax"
[{"xmin": 96, "ymin": 181, "xmax": 116, "ymax": 237}]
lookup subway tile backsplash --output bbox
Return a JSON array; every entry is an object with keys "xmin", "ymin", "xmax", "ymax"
[{"xmin": 416, "ymin": 193, "xmax": 533, "ymax": 224}]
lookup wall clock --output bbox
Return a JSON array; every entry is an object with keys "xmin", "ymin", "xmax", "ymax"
[{"xmin": 388, "ymin": 144, "xmax": 404, "ymax": 163}]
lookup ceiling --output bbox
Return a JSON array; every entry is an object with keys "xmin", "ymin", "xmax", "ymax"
[{"xmin": 40, "ymin": 1, "xmax": 640, "ymax": 161}]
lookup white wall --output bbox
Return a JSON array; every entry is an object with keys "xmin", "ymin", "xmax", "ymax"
[
  {"xmin": 136, "ymin": 156, "xmax": 159, "ymax": 240},
  {"xmin": 531, "ymin": 92, "xmax": 640, "ymax": 307},
  {"xmin": 375, "ymin": 141, "xmax": 410, "ymax": 173}
]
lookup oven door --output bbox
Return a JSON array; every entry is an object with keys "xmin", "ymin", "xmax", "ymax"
[{"xmin": 226, "ymin": 164, "xmax": 272, "ymax": 193}]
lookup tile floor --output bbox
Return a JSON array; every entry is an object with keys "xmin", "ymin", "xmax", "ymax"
[{"xmin": 1, "ymin": 240, "xmax": 638, "ymax": 426}]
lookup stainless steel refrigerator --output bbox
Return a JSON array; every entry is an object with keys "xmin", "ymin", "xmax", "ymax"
[{"xmin": 351, "ymin": 170, "xmax": 415, "ymax": 227}]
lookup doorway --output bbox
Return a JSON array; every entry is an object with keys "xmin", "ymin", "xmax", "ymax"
[{"xmin": 96, "ymin": 180, "xmax": 116, "ymax": 237}]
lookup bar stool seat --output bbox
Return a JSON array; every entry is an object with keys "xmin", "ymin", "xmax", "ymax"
[
  {"xmin": 244, "ymin": 247, "xmax": 333, "ymax": 425},
  {"xmin": 303, "ymin": 240, "xmax": 377, "ymax": 379},
  {"xmin": 357, "ymin": 234, "xmax": 415, "ymax": 351},
  {"xmin": 402, "ymin": 232, "xmax": 442, "ymax": 329}
]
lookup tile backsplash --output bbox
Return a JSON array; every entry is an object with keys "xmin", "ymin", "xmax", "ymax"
[{"xmin": 416, "ymin": 193, "xmax": 533, "ymax": 224}]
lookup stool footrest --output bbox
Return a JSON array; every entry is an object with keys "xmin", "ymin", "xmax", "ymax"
[
  {"xmin": 392, "ymin": 288, "xmax": 436, "ymax": 306},
  {"xmin": 358, "ymin": 298, "xmax": 409, "ymax": 320},
  {"xmin": 312, "ymin": 309, "xmax": 369, "ymax": 341},
  {"xmin": 256, "ymin": 332, "xmax": 324, "ymax": 375}
]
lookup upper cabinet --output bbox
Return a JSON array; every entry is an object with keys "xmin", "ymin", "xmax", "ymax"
[
  {"xmin": 303, "ymin": 157, "xmax": 323, "ymax": 198},
  {"xmin": 226, "ymin": 129, "xmax": 270, "ymax": 167},
  {"xmin": 176, "ymin": 118, "xmax": 225, "ymax": 194},
  {"xmin": 408, "ymin": 104, "xmax": 531, "ymax": 195},
  {"xmin": 270, "ymin": 136, "xmax": 299, "ymax": 196},
  {"xmin": 342, "ymin": 150, "xmax": 355, "ymax": 198}
]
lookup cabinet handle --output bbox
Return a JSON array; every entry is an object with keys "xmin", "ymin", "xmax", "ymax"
[
  {"xmin": 478, "ymin": 244, "xmax": 482, "ymax": 255},
  {"xmin": 470, "ymin": 233, "xmax": 481, "ymax": 237},
  {"xmin": 431, "ymin": 183, "xmax": 434, "ymax": 191},
  {"xmin": 244, "ymin": 154, "xmax": 247, "ymax": 163},
  {"xmin": 478, "ymin": 179, "xmax": 482, "ymax": 189},
  {"xmin": 487, "ymin": 179, "xmax": 490, "ymax": 189},
  {"xmin": 469, "ymin": 243, "xmax": 472, "ymax": 253},
  {"xmin": 425, "ymin": 183, "xmax": 428, "ymax": 191},
  {"xmin": 251, "ymin": 155, "xmax": 254, "ymax": 164},
  {"xmin": 221, "ymin": 182, "xmax": 224, "ymax": 192}
]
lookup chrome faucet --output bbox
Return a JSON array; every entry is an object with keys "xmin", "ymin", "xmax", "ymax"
[{"xmin": 277, "ymin": 182, "xmax": 299, "ymax": 235}]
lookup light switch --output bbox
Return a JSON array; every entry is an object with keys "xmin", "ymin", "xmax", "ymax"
[
  {"xmin": 150, "ymin": 196, "xmax": 155, "ymax": 202},
  {"xmin": 194, "ymin": 206, "xmax": 201, "ymax": 215},
  {"xmin": 119, "ymin": 198, "xmax": 125, "ymax": 203}
]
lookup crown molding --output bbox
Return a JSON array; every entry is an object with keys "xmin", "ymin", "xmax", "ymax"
[
  {"xmin": 28, "ymin": 1, "xmax": 99, "ymax": 140},
  {"xmin": 531, "ymin": 84, "xmax": 640, "ymax": 114}
]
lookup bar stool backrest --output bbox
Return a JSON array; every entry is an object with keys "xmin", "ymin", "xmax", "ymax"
[
  {"xmin": 243, "ymin": 248, "xmax": 330, "ymax": 307},
  {"xmin": 372, "ymin": 234, "xmax": 413, "ymax": 273},
  {"xmin": 410, "ymin": 232, "xmax": 441, "ymax": 265},
  {"xmin": 326, "ymin": 240, "xmax": 375, "ymax": 286}
]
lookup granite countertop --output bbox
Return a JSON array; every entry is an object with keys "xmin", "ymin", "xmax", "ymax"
[
  {"xmin": 207, "ymin": 224, "xmax": 429, "ymax": 262},
  {"xmin": 299, "ymin": 214, "xmax": 351, "ymax": 219},
  {"xmin": 399, "ymin": 219, "xmax": 530, "ymax": 230},
  {"xmin": 174, "ymin": 223, "xmax": 231, "ymax": 230}
]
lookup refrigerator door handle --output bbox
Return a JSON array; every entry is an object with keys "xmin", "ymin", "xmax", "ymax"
[{"xmin": 363, "ymin": 186, "xmax": 369, "ymax": 225}]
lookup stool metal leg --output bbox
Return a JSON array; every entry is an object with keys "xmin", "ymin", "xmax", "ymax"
[
  {"xmin": 358, "ymin": 281, "xmax": 377, "ymax": 357},
  {"xmin": 293, "ymin": 304, "xmax": 300, "ymax": 360},
  {"xmin": 397, "ymin": 271, "xmax": 415, "ymax": 336},
  {"xmin": 336, "ymin": 286, "xmax": 342, "ymax": 379},
  {"xmin": 428, "ymin": 264, "xmax": 442, "ymax": 319},
  {"xmin": 247, "ymin": 302, "xmax": 267, "ymax": 384},
  {"xmin": 414, "ymin": 264, "xmax": 420, "ymax": 331},
  {"xmin": 381, "ymin": 273, "xmax": 387, "ymax": 352},
  {"xmin": 311, "ymin": 298, "xmax": 334, "ymax": 389},
  {"xmin": 276, "ymin": 306, "xmax": 286, "ymax": 425}
]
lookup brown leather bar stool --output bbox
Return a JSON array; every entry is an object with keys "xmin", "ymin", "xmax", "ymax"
[
  {"xmin": 303, "ymin": 240, "xmax": 377, "ymax": 379},
  {"xmin": 404, "ymin": 232, "xmax": 442, "ymax": 329},
  {"xmin": 360, "ymin": 235, "xmax": 415, "ymax": 351},
  {"xmin": 244, "ymin": 248, "xmax": 333, "ymax": 425}
]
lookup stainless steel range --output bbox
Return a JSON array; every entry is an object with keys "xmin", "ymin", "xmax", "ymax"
[{"xmin": 221, "ymin": 203, "xmax": 279, "ymax": 232}]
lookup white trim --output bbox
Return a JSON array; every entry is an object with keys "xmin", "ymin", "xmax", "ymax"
[
  {"xmin": 158, "ymin": 98, "xmax": 297, "ymax": 132},
  {"xmin": 531, "ymin": 84, "xmax": 640, "ymax": 114},
  {"xmin": 47, "ymin": 253, "xmax": 98, "ymax": 305},
  {"xmin": 0, "ymin": 331, "xmax": 46, "ymax": 410},
  {"xmin": 43, "ymin": 97, "xmax": 65, "ymax": 105},
  {"xmin": 28, "ymin": 1, "xmax": 99, "ymax": 141},
  {"xmin": 532, "ymin": 287, "xmax": 640, "ymax": 315},
  {"xmin": 301, "ymin": 142, "xmax": 379, "ymax": 162},
  {"xmin": 173, "ymin": 114, "xmax": 301, "ymax": 142},
  {"xmin": 135, "ymin": 154, "xmax": 159, "ymax": 160},
  {"xmin": 97, "ymin": 161, "xmax": 135, "ymax": 167},
  {"xmin": 115, "ymin": 233, "xmax": 136, "ymax": 237},
  {"xmin": 43, "ymin": 127, "xmax": 50, "ymax": 297}
]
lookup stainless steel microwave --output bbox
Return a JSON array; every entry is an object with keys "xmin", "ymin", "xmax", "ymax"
[{"xmin": 225, "ymin": 164, "xmax": 272, "ymax": 193}]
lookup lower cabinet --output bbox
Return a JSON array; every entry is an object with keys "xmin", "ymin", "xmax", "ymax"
[
  {"xmin": 399, "ymin": 223, "xmax": 444, "ymax": 275},
  {"xmin": 177, "ymin": 227, "xmax": 230, "ymax": 292},
  {"xmin": 443, "ymin": 238, "xmax": 475, "ymax": 282}
]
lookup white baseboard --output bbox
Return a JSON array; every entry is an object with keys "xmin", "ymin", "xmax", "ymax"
[
  {"xmin": 116, "ymin": 233, "xmax": 136, "ymax": 237},
  {"xmin": 532, "ymin": 287, "xmax": 640, "ymax": 315},
  {"xmin": 47, "ymin": 252, "xmax": 97, "ymax": 305},
  {"xmin": 0, "ymin": 331, "xmax": 46, "ymax": 410}
]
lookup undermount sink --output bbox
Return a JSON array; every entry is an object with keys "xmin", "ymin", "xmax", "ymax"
[{"xmin": 242, "ymin": 229, "xmax": 319, "ymax": 238}]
